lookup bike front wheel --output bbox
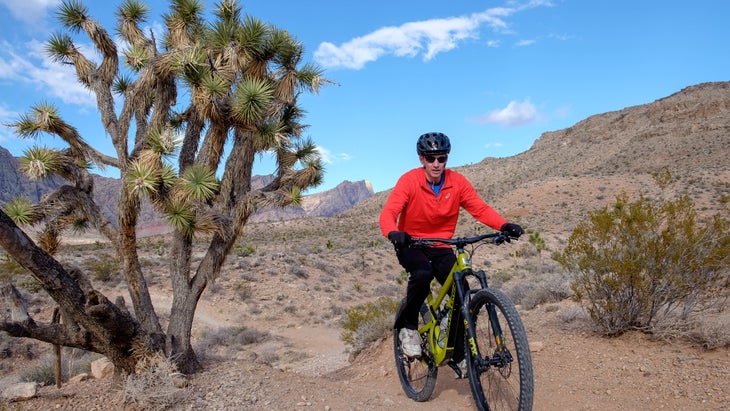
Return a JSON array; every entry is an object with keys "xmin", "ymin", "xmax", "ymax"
[
  {"xmin": 467, "ymin": 288, "xmax": 534, "ymax": 411},
  {"xmin": 393, "ymin": 301, "xmax": 438, "ymax": 402}
]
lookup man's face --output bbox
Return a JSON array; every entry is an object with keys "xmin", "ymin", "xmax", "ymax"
[{"xmin": 419, "ymin": 153, "xmax": 448, "ymax": 183}]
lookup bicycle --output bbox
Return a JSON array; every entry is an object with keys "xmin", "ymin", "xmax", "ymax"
[{"xmin": 393, "ymin": 231, "xmax": 534, "ymax": 411}]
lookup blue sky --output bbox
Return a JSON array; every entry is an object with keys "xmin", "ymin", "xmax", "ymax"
[{"xmin": 0, "ymin": 0, "xmax": 727, "ymax": 194}]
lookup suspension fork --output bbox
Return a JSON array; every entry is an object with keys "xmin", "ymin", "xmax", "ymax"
[
  {"xmin": 456, "ymin": 270, "xmax": 508, "ymax": 370},
  {"xmin": 473, "ymin": 270, "xmax": 508, "ymax": 352},
  {"xmin": 454, "ymin": 270, "xmax": 485, "ymax": 367}
]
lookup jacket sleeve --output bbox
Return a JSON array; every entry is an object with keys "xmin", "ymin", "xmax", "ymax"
[
  {"xmin": 379, "ymin": 175, "xmax": 410, "ymax": 237},
  {"xmin": 459, "ymin": 176, "xmax": 507, "ymax": 231}
]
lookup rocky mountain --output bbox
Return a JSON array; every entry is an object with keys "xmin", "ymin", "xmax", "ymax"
[
  {"xmin": 251, "ymin": 180, "xmax": 374, "ymax": 222},
  {"xmin": 0, "ymin": 149, "xmax": 67, "ymax": 204},
  {"xmin": 2, "ymin": 81, "xmax": 728, "ymax": 239},
  {"xmin": 0, "ymin": 147, "xmax": 374, "ymax": 231},
  {"xmin": 342, "ymin": 81, "xmax": 730, "ymax": 237}
]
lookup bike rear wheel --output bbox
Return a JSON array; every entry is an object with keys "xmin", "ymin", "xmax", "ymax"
[
  {"xmin": 393, "ymin": 301, "xmax": 438, "ymax": 402},
  {"xmin": 467, "ymin": 288, "xmax": 533, "ymax": 411}
]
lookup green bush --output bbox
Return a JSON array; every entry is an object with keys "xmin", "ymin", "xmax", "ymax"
[
  {"xmin": 84, "ymin": 256, "xmax": 120, "ymax": 283},
  {"xmin": 0, "ymin": 253, "xmax": 29, "ymax": 280},
  {"xmin": 234, "ymin": 243, "xmax": 256, "ymax": 257},
  {"xmin": 20, "ymin": 350, "xmax": 92, "ymax": 385},
  {"xmin": 15, "ymin": 275, "xmax": 43, "ymax": 293},
  {"xmin": 554, "ymin": 193, "xmax": 729, "ymax": 335},
  {"xmin": 341, "ymin": 296, "xmax": 399, "ymax": 356}
]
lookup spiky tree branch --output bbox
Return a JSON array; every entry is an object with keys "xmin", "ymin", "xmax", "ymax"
[{"xmin": 3, "ymin": 0, "xmax": 328, "ymax": 375}]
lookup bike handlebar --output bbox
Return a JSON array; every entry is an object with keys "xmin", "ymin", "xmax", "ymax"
[{"xmin": 409, "ymin": 231, "xmax": 517, "ymax": 249}]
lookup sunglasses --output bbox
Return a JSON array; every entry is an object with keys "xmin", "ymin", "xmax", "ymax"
[{"xmin": 424, "ymin": 155, "xmax": 448, "ymax": 164}]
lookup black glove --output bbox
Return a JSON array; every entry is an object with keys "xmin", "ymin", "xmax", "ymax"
[
  {"xmin": 387, "ymin": 231, "xmax": 411, "ymax": 249},
  {"xmin": 501, "ymin": 223, "xmax": 524, "ymax": 238}
]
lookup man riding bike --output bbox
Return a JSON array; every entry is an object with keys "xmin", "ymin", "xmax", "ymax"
[{"xmin": 379, "ymin": 131, "xmax": 524, "ymax": 373}]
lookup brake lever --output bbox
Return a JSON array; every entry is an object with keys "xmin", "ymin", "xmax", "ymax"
[{"xmin": 494, "ymin": 232, "xmax": 512, "ymax": 245}]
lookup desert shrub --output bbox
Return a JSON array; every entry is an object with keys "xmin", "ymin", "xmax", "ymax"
[
  {"xmin": 504, "ymin": 282, "xmax": 550, "ymax": 310},
  {"xmin": 0, "ymin": 332, "xmax": 37, "ymax": 361},
  {"xmin": 234, "ymin": 243, "xmax": 256, "ymax": 257},
  {"xmin": 201, "ymin": 326, "xmax": 270, "ymax": 347},
  {"xmin": 341, "ymin": 296, "xmax": 399, "ymax": 356},
  {"xmin": 372, "ymin": 282, "xmax": 401, "ymax": 298},
  {"xmin": 554, "ymin": 193, "xmax": 729, "ymax": 335},
  {"xmin": 15, "ymin": 275, "xmax": 43, "ymax": 293},
  {"xmin": 19, "ymin": 350, "xmax": 91, "ymax": 385},
  {"xmin": 83, "ymin": 256, "xmax": 120, "ymax": 283},
  {"xmin": 257, "ymin": 348, "xmax": 279, "ymax": 365},
  {"xmin": 528, "ymin": 231, "xmax": 547, "ymax": 271},
  {"xmin": 123, "ymin": 354, "xmax": 188, "ymax": 410},
  {"xmin": 196, "ymin": 326, "xmax": 271, "ymax": 359},
  {"xmin": 687, "ymin": 314, "xmax": 730, "ymax": 349},
  {"xmin": 489, "ymin": 270, "xmax": 513, "ymax": 288},
  {"xmin": 20, "ymin": 357, "xmax": 58, "ymax": 386},
  {"xmin": 394, "ymin": 270, "xmax": 409, "ymax": 285},
  {"xmin": 0, "ymin": 253, "xmax": 29, "ymax": 280},
  {"xmin": 289, "ymin": 266, "xmax": 308, "ymax": 279},
  {"xmin": 519, "ymin": 287, "xmax": 556, "ymax": 310},
  {"xmin": 232, "ymin": 281, "xmax": 252, "ymax": 301},
  {"xmin": 539, "ymin": 272, "xmax": 572, "ymax": 302},
  {"xmin": 314, "ymin": 260, "xmax": 338, "ymax": 277},
  {"xmin": 651, "ymin": 313, "xmax": 730, "ymax": 349},
  {"xmin": 557, "ymin": 305, "xmax": 586, "ymax": 323}
]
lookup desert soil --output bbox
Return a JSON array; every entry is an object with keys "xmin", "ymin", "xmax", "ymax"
[
  {"xmin": 6, "ymin": 293, "xmax": 729, "ymax": 411},
  {"xmin": 3, "ymin": 218, "xmax": 729, "ymax": 411}
]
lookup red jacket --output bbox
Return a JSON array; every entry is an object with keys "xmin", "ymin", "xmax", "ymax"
[{"xmin": 379, "ymin": 168, "xmax": 507, "ymax": 240}]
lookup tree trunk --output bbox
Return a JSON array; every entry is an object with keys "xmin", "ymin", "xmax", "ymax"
[
  {"xmin": 166, "ymin": 231, "xmax": 202, "ymax": 374},
  {"xmin": 118, "ymin": 188, "xmax": 164, "ymax": 345},
  {"xmin": 0, "ymin": 211, "xmax": 144, "ymax": 374}
]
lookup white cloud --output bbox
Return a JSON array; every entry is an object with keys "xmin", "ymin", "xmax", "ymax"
[
  {"xmin": 316, "ymin": 146, "xmax": 350, "ymax": 164},
  {"xmin": 515, "ymin": 39, "xmax": 536, "ymax": 47},
  {"xmin": 475, "ymin": 99, "xmax": 539, "ymax": 127},
  {"xmin": 0, "ymin": 0, "xmax": 59, "ymax": 25},
  {"xmin": 0, "ymin": 40, "xmax": 95, "ymax": 107},
  {"xmin": 314, "ymin": 5, "xmax": 541, "ymax": 70}
]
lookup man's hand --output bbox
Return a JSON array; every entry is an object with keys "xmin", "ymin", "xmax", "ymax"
[
  {"xmin": 500, "ymin": 223, "xmax": 524, "ymax": 238},
  {"xmin": 387, "ymin": 231, "xmax": 411, "ymax": 249}
]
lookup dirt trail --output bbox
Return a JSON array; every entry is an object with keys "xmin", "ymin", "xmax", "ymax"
[
  {"xmin": 189, "ymin": 295, "xmax": 730, "ymax": 410},
  {"xmin": 14, "ymin": 291, "xmax": 730, "ymax": 410}
]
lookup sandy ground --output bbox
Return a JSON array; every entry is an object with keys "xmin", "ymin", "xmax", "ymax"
[{"xmin": 7, "ymin": 295, "xmax": 729, "ymax": 411}]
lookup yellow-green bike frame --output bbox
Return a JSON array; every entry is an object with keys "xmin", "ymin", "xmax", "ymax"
[
  {"xmin": 396, "ymin": 231, "xmax": 534, "ymax": 410},
  {"xmin": 417, "ymin": 232, "xmax": 508, "ymax": 367}
]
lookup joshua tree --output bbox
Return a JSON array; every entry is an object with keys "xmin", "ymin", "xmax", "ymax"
[{"xmin": 0, "ymin": 0, "xmax": 327, "ymax": 374}]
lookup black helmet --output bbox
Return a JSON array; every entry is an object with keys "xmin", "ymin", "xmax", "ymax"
[{"xmin": 416, "ymin": 132, "xmax": 451, "ymax": 155}]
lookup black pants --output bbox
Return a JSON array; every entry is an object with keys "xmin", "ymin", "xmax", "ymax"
[{"xmin": 394, "ymin": 246, "xmax": 456, "ymax": 330}]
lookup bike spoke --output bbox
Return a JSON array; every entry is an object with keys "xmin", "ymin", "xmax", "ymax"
[
  {"xmin": 468, "ymin": 289, "xmax": 533, "ymax": 411},
  {"xmin": 393, "ymin": 301, "xmax": 438, "ymax": 402}
]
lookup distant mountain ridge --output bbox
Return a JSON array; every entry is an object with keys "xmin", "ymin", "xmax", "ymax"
[
  {"xmin": 341, "ymin": 81, "xmax": 730, "ymax": 235},
  {"xmin": 2, "ymin": 81, "xmax": 728, "ymax": 238},
  {"xmin": 0, "ymin": 148, "xmax": 374, "ymax": 232}
]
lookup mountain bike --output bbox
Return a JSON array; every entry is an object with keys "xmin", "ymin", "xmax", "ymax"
[{"xmin": 393, "ymin": 231, "xmax": 534, "ymax": 411}]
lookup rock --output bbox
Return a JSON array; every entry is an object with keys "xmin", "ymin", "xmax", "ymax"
[
  {"xmin": 2, "ymin": 382, "xmax": 38, "ymax": 401},
  {"xmin": 91, "ymin": 357, "xmax": 115, "ymax": 379},
  {"xmin": 68, "ymin": 373, "xmax": 91, "ymax": 383},
  {"xmin": 171, "ymin": 372, "xmax": 188, "ymax": 388}
]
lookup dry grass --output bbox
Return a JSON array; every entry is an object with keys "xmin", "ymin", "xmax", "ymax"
[{"xmin": 122, "ymin": 354, "xmax": 189, "ymax": 411}]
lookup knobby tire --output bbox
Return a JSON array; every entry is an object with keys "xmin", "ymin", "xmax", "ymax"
[
  {"xmin": 467, "ymin": 288, "xmax": 534, "ymax": 411},
  {"xmin": 393, "ymin": 301, "xmax": 437, "ymax": 402}
]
